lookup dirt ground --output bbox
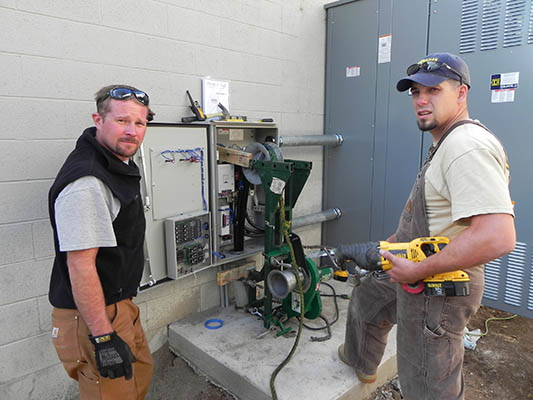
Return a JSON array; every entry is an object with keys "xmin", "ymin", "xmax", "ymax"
[{"xmin": 369, "ymin": 305, "xmax": 533, "ymax": 400}]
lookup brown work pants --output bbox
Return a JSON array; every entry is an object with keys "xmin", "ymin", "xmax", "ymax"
[{"xmin": 52, "ymin": 299, "xmax": 154, "ymax": 400}]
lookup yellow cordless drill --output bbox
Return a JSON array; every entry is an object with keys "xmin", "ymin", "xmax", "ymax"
[{"xmin": 336, "ymin": 237, "xmax": 470, "ymax": 296}]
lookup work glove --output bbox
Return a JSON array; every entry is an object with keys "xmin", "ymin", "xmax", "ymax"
[
  {"xmin": 89, "ymin": 331, "xmax": 136, "ymax": 380},
  {"xmin": 336, "ymin": 242, "xmax": 382, "ymax": 271}
]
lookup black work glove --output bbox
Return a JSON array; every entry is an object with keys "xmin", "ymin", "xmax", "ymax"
[
  {"xmin": 336, "ymin": 242, "xmax": 382, "ymax": 271},
  {"xmin": 89, "ymin": 331, "xmax": 136, "ymax": 380}
]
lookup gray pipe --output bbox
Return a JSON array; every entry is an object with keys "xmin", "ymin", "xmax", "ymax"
[
  {"xmin": 278, "ymin": 134, "xmax": 344, "ymax": 147},
  {"xmin": 292, "ymin": 208, "xmax": 342, "ymax": 229}
]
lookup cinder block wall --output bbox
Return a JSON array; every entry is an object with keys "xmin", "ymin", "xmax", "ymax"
[{"xmin": 0, "ymin": 1, "xmax": 328, "ymax": 398}]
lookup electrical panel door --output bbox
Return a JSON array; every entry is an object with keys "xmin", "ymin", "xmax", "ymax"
[{"xmin": 428, "ymin": 0, "xmax": 533, "ymax": 317}]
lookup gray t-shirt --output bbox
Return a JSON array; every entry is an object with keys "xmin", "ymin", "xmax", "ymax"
[{"xmin": 54, "ymin": 176, "xmax": 121, "ymax": 251}]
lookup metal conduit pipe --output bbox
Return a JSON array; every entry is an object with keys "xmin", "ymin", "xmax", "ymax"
[
  {"xmin": 292, "ymin": 208, "xmax": 342, "ymax": 229},
  {"xmin": 278, "ymin": 134, "xmax": 344, "ymax": 147}
]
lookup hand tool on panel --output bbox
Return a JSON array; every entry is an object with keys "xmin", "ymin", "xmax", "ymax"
[
  {"xmin": 181, "ymin": 90, "xmax": 206, "ymax": 122},
  {"xmin": 334, "ymin": 236, "xmax": 470, "ymax": 296},
  {"xmin": 181, "ymin": 90, "xmax": 247, "ymax": 122}
]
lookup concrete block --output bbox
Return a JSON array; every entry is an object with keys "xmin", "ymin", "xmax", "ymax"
[
  {"xmin": 0, "ymin": 223, "xmax": 33, "ymax": 266},
  {"xmin": 195, "ymin": 45, "xmax": 222, "ymax": 78},
  {"xmin": 65, "ymin": 101, "xmax": 94, "ymax": 137},
  {"xmin": 168, "ymin": 286, "xmax": 398, "ymax": 400},
  {"xmin": 102, "ymin": 0, "xmax": 167, "ymax": 37},
  {"xmin": 167, "ymin": 74, "xmax": 201, "ymax": 111},
  {"xmin": 61, "ymin": 21, "xmax": 135, "ymax": 67},
  {"xmin": 280, "ymin": 85, "xmax": 301, "ymax": 114},
  {"xmin": 220, "ymin": 20, "xmax": 258, "ymax": 53},
  {"xmin": 32, "ymin": 220, "xmax": 54, "ymax": 259},
  {"xmin": 0, "ymin": 98, "xmax": 70, "ymax": 140},
  {"xmin": 232, "ymin": 82, "xmax": 281, "ymax": 112},
  {"xmin": 135, "ymin": 279, "xmax": 177, "ymax": 304},
  {"xmin": 0, "ymin": 0, "xmax": 16, "ymax": 9},
  {"xmin": 251, "ymin": 55, "xmax": 282, "ymax": 86},
  {"xmin": 132, "ymin": 35, "xmax": 173, "ymax": 72},
  {"xmin": 168, "ymin": 40, "xmax": 196, "ymax": 75},
  {"xmin": 281, "ymin": 59, "xmax": 307, "ymax": 88},
  {"xmin": 146, "ymin": 325, "xmax": 168, "ymax": 352},
  {"xmin": 200, "ymin": 280, "xmax": 220, "ymax": 312},
  {"xmin": 0, "ymin": 181, "xmax": 51, "ymax": 224},
  {"xmin": 104, "ymin": 65, "xmax": 173, "ymax": 106},
  {"xmin": 168, "ymin": 6, "xmax": 221, "ymax": 47},
  {"xmin": 145, "ymin": 286, "xmax": 200, "ymax": 331},
  {"xmin": 281, "ymin": 145, "xmax": 323, "ymax": 163},
  {"xmin": 162, "ymin": 0, "xmax": 196, "ymax": 9},
  {"xmin": 184, "ymin": 267, "xmax": 218, "ymax": 288},
  {"xmin": 20, "ymin": 57, "xmax": 104, "ymax": 100},
  {"xmin": 0, "ymin": 333, "xmax": 59, "ymax": 383},
  {"xmin": 280, "ymin": 111, "xmax": 324, "ymax": 135},
  {"xmin": 197, "ymin": 0, "xmax": 243, "ymax": 21},
  {"xmin": 0, "ymin": 140, "xmax": 74, "ymax": 181},
  {"xmin": 0, "ymin": 9, "xmax": 63, "ymax": 58},
  {"xmin": 241, "ymin": 0, "xmax": 262, "ymax": 26},
  {"xmin": 0, "ymin": 258, "xmax": 51, "ymax": 306},
  {"xmin": 0, "ymin": 299, "xmax": 40, "ymax": 346},
  {"xmin": 135, "ymin": 300, "xmax": 148, "ymax": 328},
  {"xmin": 258, "ymin": 0, "xmax": 283, "ymax": 32},
  {"xmin": 258, "ymin": 84, "xmax": 281, "ymax": 113},
  {"xmin": 282, "ymin": 3, "xmax": 303, "ymax": 36},
  {"xmin": 257, "ymin": 29, "xmax": 281, "ymax": 59},
  {"xmin": 18, "ymin": 0, "xmax": 101, "ymax": 24},
  {"xmin": 217, "ymin": 50, "xmax": 246, "ymax": 82},
  {"xmin": 37, "ymin": 295, "xmax": 52, "ymax": 332},
  {"xmin": 0, "ymin": 53, "xmax": 22, "ymax": 96},
  {"xmin": 0, "ymin": 362, "xmax": 77, "ymax": 400}
]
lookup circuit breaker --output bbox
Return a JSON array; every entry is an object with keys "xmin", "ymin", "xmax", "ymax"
[{"xmin": 165, "ymin": 211, "xmax": 211, "ymax": 279}]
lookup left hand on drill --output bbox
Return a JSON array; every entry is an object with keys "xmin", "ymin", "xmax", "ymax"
[{"xmin": 380, "ymin": 250, "xmax": 426, "ymax": 284}]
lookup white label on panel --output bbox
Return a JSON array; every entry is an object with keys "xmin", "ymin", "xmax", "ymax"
[
  {"xmin": 491, "ymin": 89, "xmax": 515, "ymax": 103},
  {"xmin": 346, "ymin": 66, "xmax": 360, "ymax": 78},
  {"xmin": 378, "ymin": 34, "xmax": 392, "ymax": 64},
  {"xmin": 229, "ymin": 129, "xmax": 244, "ymax": 141},
  {"xmin": 270, "ymin": 177, "xmax": 286, "ymax": 194}
]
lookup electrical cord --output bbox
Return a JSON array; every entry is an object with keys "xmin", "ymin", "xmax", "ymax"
[
  {"xmin": 309, "ymin": 315, "xmax": 332, "ymax": 342},
  {"xmin": 269, "ymin": 196, "xmax": 304, "ymax": 400},
  {"xmin": 302, "ymin": 282, "xmax": 340, "ymax": 331},
  {"xmin": 468, "ymin": 314, "xmax": 518, "ymax": 337}
]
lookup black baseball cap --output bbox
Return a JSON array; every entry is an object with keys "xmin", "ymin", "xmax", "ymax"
[{"xmin": 396, "ymin": 52, "xmax": 471, "ymax": 92}]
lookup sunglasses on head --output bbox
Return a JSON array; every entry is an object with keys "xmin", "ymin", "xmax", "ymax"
[
  {"xmin": 407, "ymin": 61, "xmax": 464, "ymax": 86},
  {"xmin": 106, "ymin": 87, "xmax": 150, "ymax": 106}
]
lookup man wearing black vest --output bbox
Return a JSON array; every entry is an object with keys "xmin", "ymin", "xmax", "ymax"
[{"xmin": 48, "ymin": 85, "xmax": 154, "ymax": 399}]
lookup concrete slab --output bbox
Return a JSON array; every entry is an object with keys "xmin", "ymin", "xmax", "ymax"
[{"xmin": 168, "ymin": 280, "xmax": 397, "ymax": 400}]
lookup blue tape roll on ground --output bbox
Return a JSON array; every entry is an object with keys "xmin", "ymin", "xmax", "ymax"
[{"xmin": 204, "ymin": 318, "xmax": 224, "ymax": 329}]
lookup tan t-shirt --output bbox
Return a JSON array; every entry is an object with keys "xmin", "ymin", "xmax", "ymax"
[{"xmin": 425, "ymin": 122, "xmax": 514, "ymax": 240}]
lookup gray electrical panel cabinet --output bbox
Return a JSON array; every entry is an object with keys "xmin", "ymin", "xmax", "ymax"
[
  {"xmin": 135, "ymin": 122, "xmax": 277, "ymax": 289},
  {"xmin": 136, "ymin": 123, "xmax": 210, "ymax": 286},
  {"xmin": 324, "ymin": 0, "xmax": 533, "ymax": 317}
]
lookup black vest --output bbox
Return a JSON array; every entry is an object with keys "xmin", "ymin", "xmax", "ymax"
[{"xmin": 48, "ymin": 127, "xmax": 146, "ymax": 308}]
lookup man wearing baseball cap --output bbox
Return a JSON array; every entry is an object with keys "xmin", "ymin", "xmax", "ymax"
[{"xmin": 337, "ymin": 53, "xmax": 515, "ymax": 399}]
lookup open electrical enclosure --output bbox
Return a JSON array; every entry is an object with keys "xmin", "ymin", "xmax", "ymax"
[{"xmin": 136, "ymin": 122, "xmax": 278, "ymax": 288}]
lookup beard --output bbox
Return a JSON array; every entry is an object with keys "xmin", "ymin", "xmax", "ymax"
[
  {"xmin": 416, "ymin": 118, "xmax": 438, "ymax": 132},
  {"xmin": 115, "ymin": 138, "xmax": 140, "ymax": 158}
]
